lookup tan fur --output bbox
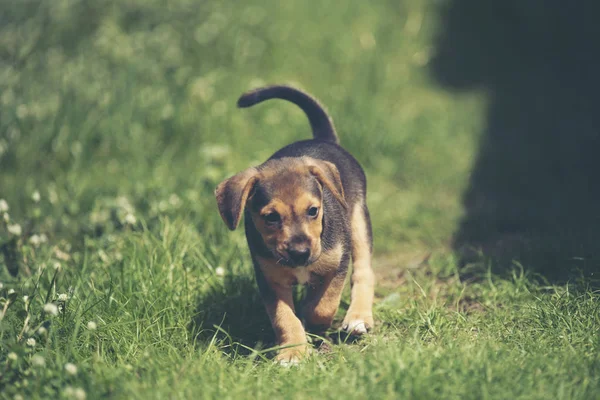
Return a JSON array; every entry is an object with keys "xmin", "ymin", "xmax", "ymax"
[
  {"xmin": 251, "ymin": 192, "xmax": 323, "ymax": 262},
  {"xmin": 215, "ymin": 167, "xmax": 259, "ymax": 230},
  {"xmin": 261, "ymin": 282, "xmax": 310, "ymax": 362},
  {"xmin": 257, "ymin": 244, "xmax": 343, "ymax": 362},
  {"xmin": 218, "ymin": 86, "xmax": 377, "ymax": 363},
  {"xmin": 257, "ymin": 244, "xmax": 344, "ymax": 361},
  {"xmin": 302, "ymin": 157, "xmax": 346, "ymax": 208},
  {"xmin": 256, "ymin": 242, "xmax": 343, "ymax": 286},
  {"xmin": 343, "ymin": 201, "xmax": 375, "ymax": 330},
  {"xmin": 303, "ymin": 270, "xmax": 346, "ymax": 328}
]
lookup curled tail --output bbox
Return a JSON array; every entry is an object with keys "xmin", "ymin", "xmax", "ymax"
[{"xmin": 237, "ymin": 85, "xmax": 339, "ymax": 144}]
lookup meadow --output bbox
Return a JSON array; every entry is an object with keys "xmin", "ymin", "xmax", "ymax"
[{"xmin": 1, "ymin": 0, "xmax": 599, "ymax": 399}]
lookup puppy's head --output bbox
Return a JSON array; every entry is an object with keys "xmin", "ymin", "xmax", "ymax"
[{"xmin": 215, "ymin": 157, "xmax": 345, "ymax": 267}]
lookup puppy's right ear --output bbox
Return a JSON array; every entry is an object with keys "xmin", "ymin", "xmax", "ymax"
[{"xmin": 215, "ymin": 167, "xmax": 259, "ymax": 230}]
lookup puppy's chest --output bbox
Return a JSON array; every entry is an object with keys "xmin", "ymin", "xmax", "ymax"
[{"xmin": 260, "ymin": 243, "xmax": 344, "ymax": 286}]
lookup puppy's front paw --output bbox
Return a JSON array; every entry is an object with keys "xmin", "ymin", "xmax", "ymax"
[
  {"xmin": 275, "ymin": 345, "xmax": 311, "ymax": 367},
  {"xmin": 342, "ymin": 313, "xmax": 374, "ymax": 335}
]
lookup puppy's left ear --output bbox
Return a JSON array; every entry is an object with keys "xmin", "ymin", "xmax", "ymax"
[
  {"xmin": 304, "ymin": 158, "xmax": 347, "ymax": 209},
  {"xmin": 215, "ymin": 167, "xmax": 259, "ymax": 230}
]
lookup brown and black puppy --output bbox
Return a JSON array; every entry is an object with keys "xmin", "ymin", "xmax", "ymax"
[{"xmin": 215, "ymin": 85, "xmax": 375, "ymax": 364}]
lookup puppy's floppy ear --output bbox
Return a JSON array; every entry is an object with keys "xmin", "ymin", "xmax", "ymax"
[
  {"xmin": 215, "ymin": 167, "xmax": 259, "ymax": 230},
  {"xmin": 304, "ymin": 158, "xmax": 347, "ymax": 209}
]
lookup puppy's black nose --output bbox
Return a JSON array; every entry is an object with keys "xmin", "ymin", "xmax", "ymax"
[{"xmin": 287, "ymin": 247, "xmax": 311, "ymax": 265}]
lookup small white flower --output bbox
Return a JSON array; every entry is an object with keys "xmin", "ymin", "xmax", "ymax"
[
  {"xmin": 22, "ymin": 295, "xmax": 29, "ymax": 303},
  {"xmin": 31, "ymin": 354, "xmax": 45, "ymax": 367},
  {"xmin": 87, "ymin": 321, "xmax": 97, "ymax": 330},
  {"xmin": 124, "ymin": 213, "xmax": 136, "ymax": 225},
  {"xmin": 29, "ymin": 234, "xmax": 41, "ymax": 247},
  {"xmin": 31, "ymin": 191, "xmax": 41, "ymax": 203},
  {"xmin": 0, "ymin": 199, "xmax": 8, "ymax": 212},
  {"xmin": 58, "ymin": 293, "xmax": 68, "ymax": 301},
  {"xmin": 359, "ymin": 32, "xmax": 377, "ymax": 50},
  {"xmin": 7, "ymin": 224, "xmax": 22, "ymax": 236},
  {"xmin": 64, "ymin": 362, "xmax": 77, "ymax": 375},
  {"xmin": 8, "ymin": 352, "xmax": 17, "ymax": 361},
  {"xmin": 168, "ymin": 194, "xmax": 181, "ymax": 207},
  {"xmin": 38, "ymin": 326, "xmax": 47, "ymax": 335},
  {"xmin": 74, "ymin": 388, "xmax": 86, "ymax": 400},
  {"xmin": 26, "ymin": 338, "xmax": 36, "ymax": 347},
  {"xmin": 39, "ymin": 233, "xmax": 48, "ymax": 243},
  {"xmin": 8, "ymin": 289, "xmax": 15, "ymax": 295},
  {"xmin": 43, "ymin": 303, "xmax": 59, "ymax": 316},
  {"xmin": 215, "ymin": 267, "xmax": 225, "ymax": 277},
  {"xmin": 53, "ymin": 262, "xmax": 61, "ymax": 270},
  {"xmin": 16, "ymin": 104, "xmax": 28, "ymax": 119},
  {"xmin": 3, "ymin": 213, "xmax": 9, "ymax": 222}
]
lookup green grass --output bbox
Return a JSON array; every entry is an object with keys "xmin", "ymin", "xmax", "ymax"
[{"xmin": 0, "ymin": 1, "xmax": 599, "ymax": 399}]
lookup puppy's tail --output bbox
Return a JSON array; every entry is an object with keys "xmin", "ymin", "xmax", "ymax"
[{"xmin": 237, "ymin": 85, "xmax": 339, "ymax": 144}]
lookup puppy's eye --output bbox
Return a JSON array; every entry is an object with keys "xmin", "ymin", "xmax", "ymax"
[
  {"xmin": 307, "ymin": 206, "xmax": 319, "ymax": 218},
  {"xmin": 263, "ymin": 212, "xmax": 281, "ymax": 224}
]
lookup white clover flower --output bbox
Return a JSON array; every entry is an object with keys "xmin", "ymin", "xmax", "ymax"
[
  {"xmin": 168, "ymin": 194, "xmax": 181, "ymax": 207},
  {"xmin": 8, "ymin": 352, "xmax": 17, "ymax": 361},
  {"xmin": 0, "ymin": 199, "xmax": 8, "ymax": 212},
  {"xmin": 211, "ymin": 100, "xmax": 228, "ymax": 117},
  {"xmin": 31, "ymin": 191, "xmax": 41, "ymax": 203},
  {"xmin": 87, "ymin": 321, "xmax": 97, "ymax": 330},
  {"xmin": 359, "ymin": 32, "xmax": 377, "ymax": 50},
  {"xmin": 38, "ymin": 326, "xmax": 47, "ymax": 335},
  {"xmin": 16, "ymin": 104, "xmax": 28, "ymax": 119},
  {"xmin": 64, "ymin": 362, "xmax": 78, "ymax": 375},
  {"xmin": 124, "ymin": 213, "xmax": 136, "ymax": 225},
  {"xmin": 215, "ymin": 267, "xmax": 225, "ymax": 277},
  {"xmin": 31, "ymin": 354, "xmax": 45, "ymax": 367},
  {"xmin": 53, "ymin": 262, "xmax": 61, "ymax": 270},
  {"xmin": 22, "ymin": 295, "xmax": 29, "ymax": 303},
  {"xmin": 7, "ymin": 224, "xmax": 22, "ymax": 236},
  {"xmin": 8, "ymin": 289, "xmax": 15, "ymax": 295},
  {"xmin": 58, "ymin": 293, "xmax": 68, "ymax": 301},
  {"xmin": 3, "ymin": 213, "xmax": 9, "ymax": 223},
  {"xmin": 43, "ymin": 303, "xmax": 59, "ymax": 316},
  {"xmin": 26, "ymin": 338, "xmax": 36, "ymax": 346},
  {"xmin": 29, "ymin": 234, "xmax": 41, "ymax": 247},
  {"xmin": 74, "ymin": 388, "xmax": 86, "ymax": 400}
]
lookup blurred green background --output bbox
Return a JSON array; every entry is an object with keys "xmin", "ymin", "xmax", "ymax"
[
  {"xmin": 4, "ymin": 0, "xmax": 599, "ymax": 282},
  {"xmin": 0, "ymin": 0, "xmax": 483, "ymax": 257}
]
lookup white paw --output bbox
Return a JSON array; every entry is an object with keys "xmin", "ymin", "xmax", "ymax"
[
  {"xmin": 342, "ymin": 319, "xmax": 369, "ymax": 335},
  {"xmin": 277, "ymin": 356, "xmax": 300, "ymax": 367}
]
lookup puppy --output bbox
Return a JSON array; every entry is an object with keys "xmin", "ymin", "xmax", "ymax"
[{"xmin": 215, "ymin": 85, "xmax": 375, "ymax": 364}]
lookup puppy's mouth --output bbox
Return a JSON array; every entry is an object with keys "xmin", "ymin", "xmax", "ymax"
[{"xmin": 272, "ymin": 250, "xmax": 320, "ymax": 268}]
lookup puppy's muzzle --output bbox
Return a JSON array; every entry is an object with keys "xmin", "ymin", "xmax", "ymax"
[{"xmin": 287, "ymin": 245, "xmax": 311, "ymax": 265}]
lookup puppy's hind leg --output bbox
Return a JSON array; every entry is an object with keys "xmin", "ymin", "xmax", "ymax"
[{"xmin": 342, "ymin": 201, "xmax": 375, "ymax": 335}]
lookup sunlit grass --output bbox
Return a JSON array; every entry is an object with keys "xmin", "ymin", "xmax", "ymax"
[{"xmin": 0, "ymin": 1, "xmax": 598, "ymax": 399}]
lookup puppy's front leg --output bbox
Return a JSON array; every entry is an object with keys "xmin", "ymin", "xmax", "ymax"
[
  {"xmin": 255, "ymin": 265, "xmax": 309, "ymax": 364},
  {"xmin": 302, "ymin": 269, "xmax": 348, "ymax": 333}
]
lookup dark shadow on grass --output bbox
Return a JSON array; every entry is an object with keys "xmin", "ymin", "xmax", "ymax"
[
  {"xmin": 431, "ymin": 0, "xmax": 600, "ymax": 286},
  {"xmin": 189, "ymin": 272, "xmax": 275, "ymax": 357}
]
